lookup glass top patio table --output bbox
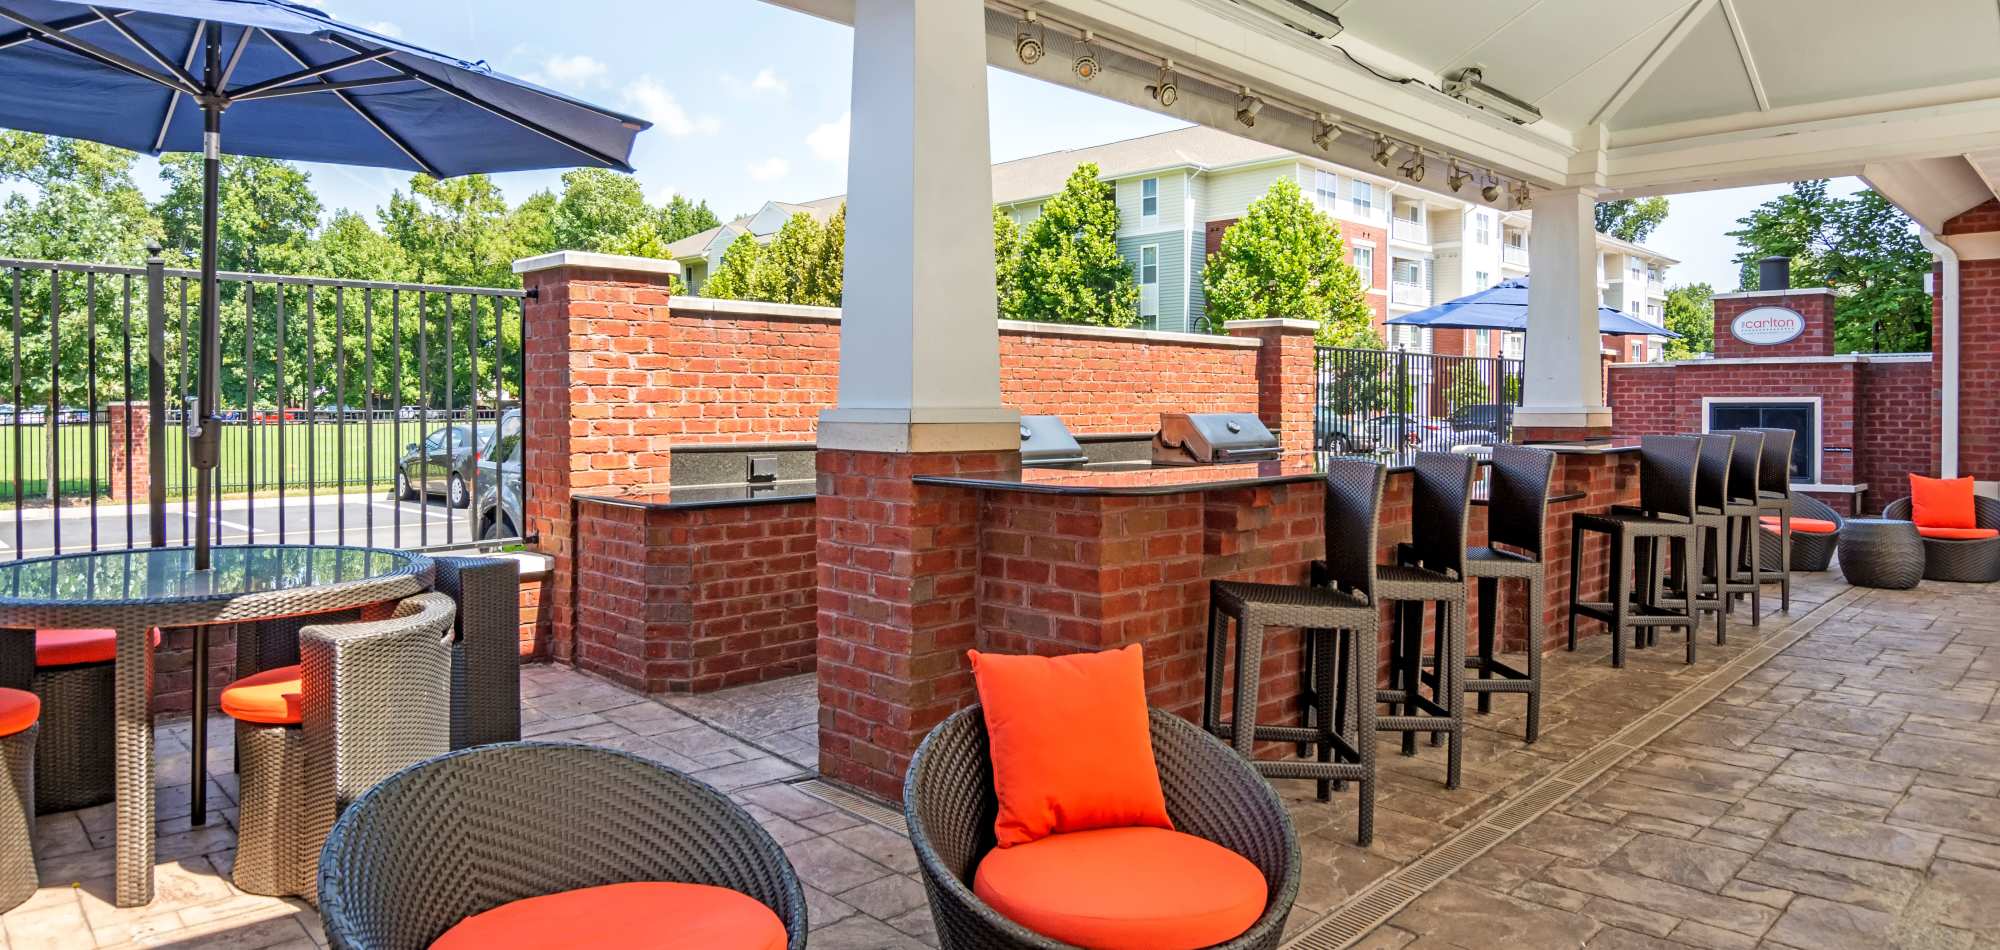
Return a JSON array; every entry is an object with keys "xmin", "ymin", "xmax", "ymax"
[{"xmin": 0, "ymin": 544, "xmax": 433, "ymax": 908}]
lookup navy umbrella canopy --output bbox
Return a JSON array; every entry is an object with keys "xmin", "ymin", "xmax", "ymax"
[
  {"xmin": 1385, "ymin": 276, "xmax": 1680, "ymax": 338},
  {"xmin": 0, "ymin": 0, "xmax": 649, "ymax": 568}
]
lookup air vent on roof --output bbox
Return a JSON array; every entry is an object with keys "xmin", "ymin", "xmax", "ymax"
[{"xmin": 1231, "ymin": 0, "xmax": 1343, "ymax": 42}]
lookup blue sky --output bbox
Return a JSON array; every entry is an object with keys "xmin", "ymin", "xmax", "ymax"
[{"xmin": 116, "ymin": 0, "xmax": 1859, "ymax": 292}]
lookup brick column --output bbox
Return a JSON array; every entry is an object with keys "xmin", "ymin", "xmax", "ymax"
[
  {"xmin": 1227, "ymin": 319, "xmax": 1319, "ymax": 457},
  {"xmin": 1712, "ymin": 288, "xmax": 1836, "ymax": 359},
  {"xmin": 1940, "ymin": 201, "xmax": 2000, "ymax": 488},
  {"xmin": 105, "ymin": 401, "xmax": 149, "ymax": 503},
  {"xmin": 512, "ymin": 251, "xmax": 682, "ymax": 662}
]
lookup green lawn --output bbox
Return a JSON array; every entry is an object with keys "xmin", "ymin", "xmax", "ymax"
[{"xmin": 0, "ymin": 420, "xmax": 457, "ymax": 501}]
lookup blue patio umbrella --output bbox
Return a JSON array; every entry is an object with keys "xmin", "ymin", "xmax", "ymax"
[
  {"xmin": 0, "ymin": 0, "xmax": 649, "ymax": 569},
  {"xmin": 1386, "ymin": 276, "xmax": 1681, "ymax": 339}
]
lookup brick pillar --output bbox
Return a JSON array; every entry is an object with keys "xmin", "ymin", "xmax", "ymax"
[
  {"xmin": 1227, "ymin": 319, "xmax": 1319, "ymax": 457},
  {"xmin": 512, "ymin": 251, "xmax": 682, "ymax": 663},
  {"xmin": 105, "ymin": 402, "xmax": 149, "ymax": 503},
  {"xmin": 1712, "ymin": 288, "xmax": 1836, "ymax": 359},
  {"xmin": 1940, "ymin": 200, "xmax": 2000, "ymax": 489},
  {"xmin": 815, "ymin": 449, "xmax": 1015, "ymax": 801}
]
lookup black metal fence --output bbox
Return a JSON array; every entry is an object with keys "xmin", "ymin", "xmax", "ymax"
[
  {"xmin": 1, "ymin": 252, "xmax": 528, "ymax": 562},
  {"xmin": 1315, "ymin": 346, "xmax": 1523, "ymax": 456}
]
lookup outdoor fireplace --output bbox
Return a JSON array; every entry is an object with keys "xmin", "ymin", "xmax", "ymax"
[{"xmin": 1705, "ymin": 398, "xmax": 1817, "ymax": 483}]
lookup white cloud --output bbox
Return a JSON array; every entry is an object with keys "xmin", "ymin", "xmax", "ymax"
[
  {"xmin": 622, "ymin": 77, "xmax": 721, "ymax": 137},
  {"xmin": 806, "ymin": 112, "xmax": 850, "ymax": 164},
  {"xmin": 722, "ymin": 68, "xmax": 789, "ymax": 99},
  {"xmin": 747, "ymin": 157, "xmax": 791, "ymax": 182},
  {"xmin": 540, "ymin": 54, "xmax": 608, "ymax": 88},
  {"xmin": 750, "ymin": 69, "xmax": 788, "ymax": 97}
]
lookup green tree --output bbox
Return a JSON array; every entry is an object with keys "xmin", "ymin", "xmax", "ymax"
[
  {"xmin": 1727, "ymin": 180, "xmax": 1931, "ymax": 353},
  {"xmin": 1009, "ymin": 163, "xmax": 1137, "ymax": 327},
  {"xmin": 1594, "ymin": 197, "xmax": 1670, "ymax": 243},
  {"xmin": 993, "ymin": 207, "xmax": 1023, "ymax": 319},
  {"xmin": 157, "ymin": 155, "xmax": 321, "ymax": 274},
  {"xmin": 1203, "ymin": 177, "xmax": 1371, "ymax": 345},
  {"xmin": 658, "ymin": 194, "xmax": 722, "ymax": 244},
  {"xmin": 746, "ymin": 213, "xmax": 824, "ymax": 303},
  {"xmin": 701, "ymin": 232, "xmax": 761, "ymax": 300},
  {"xmin": 799, "ymin": 203, "xmax": 844, "ymax": 307},
  {"xmin": 550, "ymin": 168, "xmax": 652, "ymax": 253},
  {"xmin": 1661, "ymin": 282, "xmax": 1715, "ymax": 359},
  {"xmin": 1444, "ymin": 361, "xmax": 1490, "ymax": 410}
]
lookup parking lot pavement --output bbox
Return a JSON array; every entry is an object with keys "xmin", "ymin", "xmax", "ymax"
[{"xmin": 0, "ymin": 491, "xmax": 484, "ymax": 559}]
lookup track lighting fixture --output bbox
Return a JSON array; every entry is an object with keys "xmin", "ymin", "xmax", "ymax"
[
  {"xmin": 1072, "ymin": 30, "xmax": 1100, "ymax": 81},
  {"xmin": 1311, "ymin": 114, "xmax": 1343, "ymax": 151},
  {"xmin": 1445, "ymin": 157, "xmax": 1469, "ymax": 193},
  {"xmin": 1015, "ymin": 12, "xmax": 1044, "ymax": 65},
  {"xmin": 1480, "ymin": 171, "xmax": 1502, "ymax": 203},
  {"xmin": 1148, "ymin": 61, "xmax": 1179, "ymax": 107},
  {"xmin": 1400, "ymin": 147, "xmax": 1426, "ymax": 182},
  {"xmin": 1371, "ymin": 134, "xmax": 1396, "ymax": 168},
  {"xmin": 1510, "ymin": 180, "xmax": 1532, "ymax": 207},
  {"xmin": 1235, "ymin": 92, "xmax": 1263, "ymax": 128}
]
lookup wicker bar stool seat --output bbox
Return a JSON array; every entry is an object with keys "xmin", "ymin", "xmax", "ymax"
[
  {"xmin": 0, "ymin": 626, "xmax": 160, "ymax": 814},
  {"xmin": 1626, "ymin": 434, "xmax": 1731, "ymax": 661},
  {"xmin": 222, "ymin": 592, "xmax": 456, "ymax": 904},
  {"xmin": 320, "ymin": 742, "xmax": 807, "ymax": 950},
  {"xmin": 1389, "ymin": 453, "xmax": 1475, "ymax": 789},
  {"xmin": 1758, "ymin": 493, "xmax": 1842, "ymax": 573},
  {"xmin": 1204, "ymin": 457, "xmax": 1383, "ymax": 844},
  {"xmin": 1461, "ymin": 444, "xmax": 1555, "ymax": 743},
  {"xmin": 1712, "ymin": 430, "xmax": 1766, "ymax": 624},
  {"xmin": 1749, "ymin": 427, "xmax": 1798, "ymax": 610},
  {"xmin": 1883, "ymin": 494, "xmax": 2000, "ymax": 582},
  {"xmin": 1569, "ymin": 435, "xmax": 1702, "ymax": 668},
  {"xmin": 0, "ymin": 688, "xmax": 38, "ymax": 913}
]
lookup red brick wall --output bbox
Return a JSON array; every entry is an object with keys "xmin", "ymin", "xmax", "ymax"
[
  {"xmin": 1943, "ymin": 198, "xmax": 2000, "ymax": 236},
  {"xmin": 999, "ymin": 326, "xmax": 1260, "ymax": 433},
  {"xmin": 1857, "ymin": 359, "xmax": 1936, "ymax": 512},
  {"xmin": 1954, "ymin": 258, "xmax": 2000, "ymax": 480},
  {"xmin": 105, "ymin": 402, "xmax": 149, "ymax": 502},
  {"xmin": 1713, "ymin": 291, "xmax": 1836, "ymax": 360},
  {"xmin": 1228, "ymin": 322, "xmax": 1318, "ymax": 457},
  {"xmin": 573, "ymin": 497, "xmax": 817, "ymax": 694},
  {"xmin": 1608, "ymin": 360, "xmax": 1861, "ymax": 485}
]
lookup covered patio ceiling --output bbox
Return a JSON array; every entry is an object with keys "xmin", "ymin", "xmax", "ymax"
[{"xmin": 770, "ymin": 0, "xmax": 2000, "ymax": 220}]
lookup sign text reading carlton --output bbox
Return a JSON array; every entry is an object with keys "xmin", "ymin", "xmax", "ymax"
[{"xmin": 1730, "ymin": 306, "xmax": 1806, "ymax": 346}]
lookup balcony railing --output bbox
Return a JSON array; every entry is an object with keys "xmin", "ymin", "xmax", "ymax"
[
  {"xmin": 1390, "ymin": 280, "xmax": 1431, "ymax": 307},
  {"xmin": 1502, "ymin": 244, "xmax": 1528, "ymax": 267},
  {"xmin": 1391, "ymin": 217, "xmax": 1428, "ymax": 244}
]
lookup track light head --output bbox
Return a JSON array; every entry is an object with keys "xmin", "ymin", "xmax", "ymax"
[
  {"xmin": 1481, "ymin": 178, "xmax": 1502, "ymax": 202},
  {"xmin": 1311, "ymin": 115, "xmax": 1343, "ymax": 151},
  {"xmin": 1510, "ymin": 181, "xmax": 1532, "ymax": 207},
  {"xmin": 1400, "ymin": 148, "xmax": 1426, "ymax": 182},
  {"xmin": 1446, "ymin": 158, "xmax": 1469, "ymax": 193},
  {"xmin": 1015, "ymin": 12, "xmax": 1044, "ymax": 65},
  {"xmin": 1148, "ymin": 63, "xmax": 1179, "ymax": 107},
  {"xmin": 1072, "ymin": 31, "xmax": 1100, "ymax": 81},
  {"xmin": 1235, "ymin": 93, "xmax": 1263, "ymax": 128},
  {"xmin": 1371, "ymin": 134, "xmax": 1396, "ymax": 168}
]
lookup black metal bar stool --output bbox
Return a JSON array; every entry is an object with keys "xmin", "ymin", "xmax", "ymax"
[
  {"xmin": 1568, "ymin": 435, "xmax": 1702, "ymax": 668},
  {"xmin": 1718, "ymin": 429, "xmax": 1766, "ymax": 624},
  {"xmin": 1634, "ymin": 434, "xmax": 1730, "ymax": 662},
  {"xmin": 1385, "ymin": 452, "xmax": 1474, "ymax": 790},
  {"xmin": 1750, "ymin": 427, "xmax": 1797, "ymax": 611},
  {"xmin": 1204, "ymin": 457, "xmax": 1384, "ymax": 845},
  {"xmin": 1461, "ymin": 444, "xmax": 1554, "ymax": 743}
]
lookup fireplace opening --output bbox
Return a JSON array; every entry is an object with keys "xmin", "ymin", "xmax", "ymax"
[{"xmin": 1705, "ymin": 399, "xmax": 1817, "ymax": 484}]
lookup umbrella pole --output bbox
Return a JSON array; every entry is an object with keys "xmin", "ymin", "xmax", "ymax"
[{"xmin": 191, "ymin": 26, "xmax": 222, "ymax": 571}]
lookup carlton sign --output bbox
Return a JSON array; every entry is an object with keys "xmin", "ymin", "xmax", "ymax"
[{"xmin": 1730, "ymin": 305, "xmax": 1806, "ymax": 346}]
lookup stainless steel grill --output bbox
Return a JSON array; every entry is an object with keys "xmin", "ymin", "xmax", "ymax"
[
  {"xmin": 1018, "ymin": 415, "xmax": 1087, "ymax": 468},
  {"xmin": 1152, "ymin": 412, "xmax": 1281, "ymax": 465}
]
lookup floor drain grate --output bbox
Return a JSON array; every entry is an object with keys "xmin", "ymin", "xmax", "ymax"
[{"xmin": 789, "ymin": 777, "xmax": 909, "ymax": 833}]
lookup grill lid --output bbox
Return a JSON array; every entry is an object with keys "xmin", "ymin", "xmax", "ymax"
[
  {"xmin": 1153, "ymin": 412, "xmax": 1280, "ymax": 465},
  {"xmin": 1019, "ymin": 415, "xmax": 1088, "ymax": 467}
]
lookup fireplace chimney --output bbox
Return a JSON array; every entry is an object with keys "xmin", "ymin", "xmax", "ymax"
[{"xmin": 1759, "ymin": 256, "xmax": 1791, "ymax": 291}]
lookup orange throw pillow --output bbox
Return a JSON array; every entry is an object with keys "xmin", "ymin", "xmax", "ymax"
[
  {"xmin": 430, "ymin": 882, "xmax": 787, "ymax": 950},
  {"xmin": 974, "ymin": 826, "xmax": 1267, "ymax": 950},
  {"xmin": 1910, "ymin": 475, "xmax": 1977, "ymax": 529},
  {"xmin": 968, "ymin": 645, "xmax": 1171, "ymax": 848},
  {"xmin": 1916, "ymin": 525, "xmax": 1999, "ymax": 541}
]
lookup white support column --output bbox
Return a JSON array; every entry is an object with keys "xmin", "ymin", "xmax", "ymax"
[
  {"xmin": 818, "ymin": 0, "xmax": 1018, "ymax": 453},
  {"xmin": 1517, "ymin": 186, "xmax": 1612, "ymax": 438}
]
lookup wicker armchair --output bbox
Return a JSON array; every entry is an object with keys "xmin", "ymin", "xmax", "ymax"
[
  {"xmin": 1758, "ymin": 493, "xmax": 1843, "ymax": 573},
  {"xmin": 905, "ymin": 705, "xmax": 1299, "ymax": 950},
  {"xmin": 1883, "ymin": 494, "xmax": 2000, "ymax": 582},
  {"xmin": 227, "ymin": 592, "xmax": 457, "ymax": 902},
  {"xmin": 319, "ymin": 742, "xmax": 808, "ymax": 950}
]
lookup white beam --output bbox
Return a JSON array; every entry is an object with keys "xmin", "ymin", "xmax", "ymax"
[
  {"xmin": 819, "ymin": 0, "xmax": 1018, "ymax": 453},
  {"xmin": 1516, "ymin": 187, "xmax": 1611, "ymax": 435},
  {"xmin": 1861, "ymin": 156, "xmax": 1994, "ymax": 232}
]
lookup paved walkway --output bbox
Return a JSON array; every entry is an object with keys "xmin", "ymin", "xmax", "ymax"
[{"xmin": 4, "ymin": 572, "xmax": 1996, "ymax": 949}]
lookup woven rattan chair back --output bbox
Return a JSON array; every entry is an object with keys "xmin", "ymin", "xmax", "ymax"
[
  {"xmin": 1410, "ymin": 452, "xmax": 1477, "ymax": 576},
  {"xmin": 1322, "ymin": 457, "xmax": 1387, "ymax": 602},
  {"xmin": 1695, "ymin": 433, "xmax": 1736, "ymax": 510},
  {"xmin": 319, "ymin": 742, "xmax": 808, "ymax": 950},
  {"xmin": 1721, "ymin": 430, "xmax": 1764, "ymax": 504},
  {"xmin": 1751, "ymin": 427, "xmax": 1795, "ymax": 498},
  {"xmin": 1639, "ymin": 435, "xmax": 1702, "ymax": 520},
  {"xmin": 1487, "ymin": 445, "xmax": 1556, "ymax": 556}
]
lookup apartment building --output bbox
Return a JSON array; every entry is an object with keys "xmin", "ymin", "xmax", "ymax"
[{"xmin": 671, "ymin": 126, "xmax": 1677, "ymax": 359}]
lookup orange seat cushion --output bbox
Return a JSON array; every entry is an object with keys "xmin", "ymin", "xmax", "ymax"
[
  {"xmin": 968, "ymin": 645, "xmax": 1171, "ymax": 848},
  {"xmin": 219, "ymin": 665, "xmax": 302, "ymax": 725},
  {"xmin": 34, "ymin": 628, "xmax": 161, "ymax": 667},
  {"xmin": 973, "ymin": 826, "xmax": 1267, "ymax": 950},
  {"xmin": 1760, "ymin": 516, "xmax": 1838, "ymax": 536},
  {"xmin": 1910, "ymin": 474, "xmax": 1978, "ymax": 529},
  {"xmin": 0, "ymin": 688, "xmax": 38, "ymax": 738},
  {"xmin": 429, "ymin": 882, "xmax": 788, "ymax": 950},
  {"xmin": 1917, "ymin": 525, "xmax": 2000, "ymax": 541}
]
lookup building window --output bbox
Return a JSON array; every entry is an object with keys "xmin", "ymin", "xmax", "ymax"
[
  {"xmin": 1474, "ymin": 331, "xmax": 1491, "ymax": 357},
  {"xmin": 1350, "ymin": 179, "xmax": 1372, "ymax": 216},
  {"xmin": 1472, "ymin": 211, "xmax": 1490, "ymax": 244},
  {"xmin": 1393, "ymin": 258, "xmax": 1423, "ymax": 286},
  {"xmin": 1353, "ymin": 245, "xmax": 1373, "ymax": 288},
  {"xmin": 1389, "ymin": 324, "xmax": 1429, "ymax": 352},
  {"xmin": 1139, "ymin": 244, "xmax": 1159, "ymax": 319},
  {"xmin": 1475, "ymin": 270, "xmax": 1490, "ymax": 289},
  {"xmin": 1140, "ymin": 178, "xmax": 1159, "ymax": 222},
  {"xmin": 1506, "ymin": 230, "xmax": 1524, "ymax": 249},
  {"xmin": 1502, "ymin": 332, "xmax": 1524, "ymax": 360},
  {"xmin": 1315, "ymin": 170, "xmax": 1339, "ymax": 212}
]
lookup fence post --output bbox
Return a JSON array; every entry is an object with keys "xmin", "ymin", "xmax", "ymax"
[
  {"xmin": 1395, "ymin": 348, "xmax": 1409, "ymax": 436},
  {"xmin": 146, "ymin": 244, "xmax": 167, "ymax": 547}
]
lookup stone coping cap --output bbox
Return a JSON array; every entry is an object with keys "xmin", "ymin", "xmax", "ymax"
[
  {"xmin": 1609, "ymin": 353, "xmax": 1931, "ymax": 368},
  {"xmin": 1224, "ymin": 318, "xmax": 1320, "ymax": 333},
  {"xmin": 1711, "ymin": 288, "xmax": 1835, "ymax": 300},
  {"xmin": 512, "ymin": 250, "xmax": 682, "ymax": 276},
  {"xmin": 999, "ymin": 319, "xmax": 1261, "ymax": 348}
]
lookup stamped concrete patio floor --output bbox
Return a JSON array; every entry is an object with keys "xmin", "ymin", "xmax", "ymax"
[{"xmin": 6, "ymin": 569, "xmax": 1999, "ymax": 948}]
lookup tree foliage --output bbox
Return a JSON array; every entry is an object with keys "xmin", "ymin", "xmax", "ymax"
[
  {"xmin": 1727, "ymin": 180, "xmax": 1931, "ymax": 353},
  {"xmin": 1008, "ymin": 163, "xmax": 1138, "ymax": 328},
  {"xmin": 993, "ymin": 207, "xmax": 1023, "ymax": 319},
  {"xmin": 1203, "ymin": 177, "xmax": 1371, "ymax": 345},
  {"xmin": 1661, "ymin": 282, "xmax": 1715, "ymax": 359},
  {"xmin": 1594, "ymin": 197, "xmax": 1670, "ymax": 243},
  {"xmin": 700, "ymin": 232, "xmax": 762, "ymax": 301}
]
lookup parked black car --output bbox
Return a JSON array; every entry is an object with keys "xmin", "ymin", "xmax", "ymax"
[
  {"xmin": 394, "ymin": 412, "xmax": 508, "ymax": 508},
  {"xmin": 472, "ymin": 414, "xmax": 523, "ymax": 541},
  {"xmin": 1449, "ymin": 403, "xmax": 1513, "ymax": 437}
]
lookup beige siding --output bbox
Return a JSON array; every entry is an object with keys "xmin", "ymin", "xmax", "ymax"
[
  {"xmin": 1115, "ymin": 172, "xmax": 1186, "ymax": 234},
  {"xmin": 1200, "ymin": 163, "xmax": 1294, "ymax": 222}
]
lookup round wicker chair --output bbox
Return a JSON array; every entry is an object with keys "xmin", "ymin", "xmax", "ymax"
[
  {"xmin": 1758, "ymin": 492, "xmax": 1844, "ymax": 573},
  {"xmin": 1882, "ymin": 494, "xmax": 2000, "ymax": 582},
  {"xmin": 318, "ymin": 742, "xmax": 808, "ymax": 950},
  {"xmin": 905, "ymin": 705, "xmax": 1299, "ymax": 950}
]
